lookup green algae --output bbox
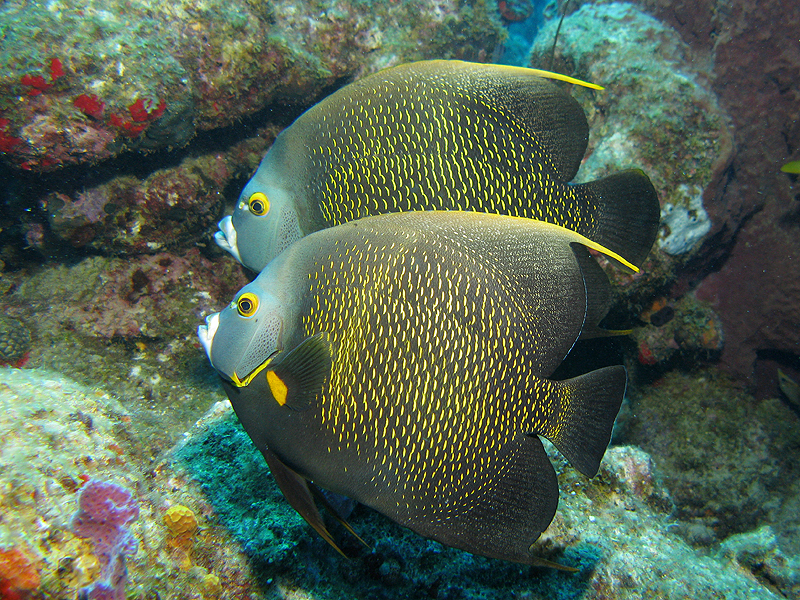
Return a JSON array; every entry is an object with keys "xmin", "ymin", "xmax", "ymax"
[
  {"xmin": 625, "ymin": 368, "xmax": 800, "ymax": 552},
  {"xmin": 172, "ymin": 414, "xmax": 307, "ymax": 571}
]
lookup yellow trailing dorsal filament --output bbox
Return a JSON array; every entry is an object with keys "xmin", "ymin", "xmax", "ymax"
[
  {"xmin": 267, "ymin": 370, "xmax": 289, "ymax": 406},
  {"xmin": 494, "ymin": 64, "xmax": 604, "ymax": 90}
]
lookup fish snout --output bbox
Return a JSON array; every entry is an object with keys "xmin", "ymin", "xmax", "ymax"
[
  {"xmin": 214, "ymin": 216, "xmax": 242, "ymax": 264},
  {"xmin": 197, "ymin": 312, "xmax": 221, "ymax": 363}
]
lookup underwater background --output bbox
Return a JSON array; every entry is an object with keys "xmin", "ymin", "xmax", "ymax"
[{"xmin": 0, "ymin": 0, "xmax": 799, "ymax": 598}]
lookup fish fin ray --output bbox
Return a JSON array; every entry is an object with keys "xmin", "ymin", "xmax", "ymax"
[
  {"xmin": 269, "ymin": 333, "xmax": 332, "ymax": 410},
  {"xmin": 261, "ymin": 447, "xmax": 348, "ymax": 557},
  {"xmin": 545, "ymin": 366, "xmax": 626, "ymax": 477},
  {"xmin": 573, "ymin": 169, "xmax": 660, "ymax": 271},
  {"xmin": 308, "ymin": 484, "xmax": 371, "ymax": 550}
]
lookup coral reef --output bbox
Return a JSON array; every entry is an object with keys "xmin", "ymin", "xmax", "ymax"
[
  {"xmin": 528, "ymin": 2, "xmax": 733, "ymax": 269},
  {"xmin": 9, "ymin": 249, "xmax": 248, "ymax": 340},
  {"xmin": 623, "ymin": 368, "xmax": 800, "ymax": 552},
  {"xmin": 0, "ymin": 315, "xmax": 31, "ymax": 367},
  {"xmin": 0, "ymin": 1, "xmax": 797, "ymax": 598},
  {"xmin": 0, "ymin": 245, "xmax": 250, "ymax": 443},
  {"xmin": 558, "ymin": 0, "xmax": 800, "ymax": 379},
  {"xmin": 632, "ymin": 294, "xmax": 724, "ymax": 367},
  {"xmin": 163, "ymin": 504, "xmax": 199, "ymax": 570},
  {"xmin": 0, "ymin": 546, "xmax": 40, "ymax": 600},
  {"xmin": 0, "ymin": 368, "xmax": 262, "ymax": 599},
  {"xmin": 3, "ymin": 359, "xmax": 800, "ymax": 599},
  {"xmin": 38, "ymin": 132, "xmax": 275, "ymax": 256},
  {"xmin": 0, "ymin": 0, "xmax": 505, "ymax": 172}
]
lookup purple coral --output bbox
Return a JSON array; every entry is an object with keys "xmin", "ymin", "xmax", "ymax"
[{"xmin": 71, "ymin": 480, "xmax": 139, "ymax": 600}]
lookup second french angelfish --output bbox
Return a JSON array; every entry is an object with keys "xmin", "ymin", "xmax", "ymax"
[{"xmin": 215, "ymin": 59, "xmax": 659, "ymax": 273}]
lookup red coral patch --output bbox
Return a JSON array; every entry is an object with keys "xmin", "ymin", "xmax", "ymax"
[
  {"xmin": 74, "ymin": 94, "xmax": 106, "ymax": 119},
  {"xmin": 50, "ymin": 57, "xmax": 65, "ymax": 80},
  {"xmin": 0, "ymin": 118, "xmax": 22, "ymax": 153},
  {"xmin": 20, "ymin": 74, "xmax": 51, "ymax": 96}
]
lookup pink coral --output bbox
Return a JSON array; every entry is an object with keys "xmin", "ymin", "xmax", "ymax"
[{"xmin": 71, "ymin": 480, "xmax": 139, "ymax": 600}]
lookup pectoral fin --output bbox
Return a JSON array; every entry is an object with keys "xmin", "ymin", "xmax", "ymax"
[{"xmin": 266, "ymin": 333, "xmax": 332, "ymax": 410}]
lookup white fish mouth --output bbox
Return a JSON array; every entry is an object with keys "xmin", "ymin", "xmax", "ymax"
[
  {"xmin": 214, "ymin": 216, "xmax": 242, "ymax": 264},
  {"xmin": 197, "ymin": 312, "xmax": 221, "ymax": 363}
]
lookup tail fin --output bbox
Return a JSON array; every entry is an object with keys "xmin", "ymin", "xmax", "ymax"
[
  {"xmin": 544, "ymin": 365, "xmax": 626, "ymax": 477},
  {"xmin": 574, "ymin": 169, "xmax": 660, "ymax": 271}
]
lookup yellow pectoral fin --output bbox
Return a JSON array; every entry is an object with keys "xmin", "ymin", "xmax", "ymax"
[{"xmin": 267, "ymin": 370, "xmax": 289, "ymax": 406}]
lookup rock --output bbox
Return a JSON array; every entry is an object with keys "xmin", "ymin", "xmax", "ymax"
[
  {"xmin": 719, "ymin": 527, "xmax": 800, "ymax": 599},
  {"xmin": 2, "ymin": 365, "xmax": 796, "ymax": 599},
  {"xmin": 632, "ymin": 293, "xmax": 724, "ymax": 368},
  {"xmin": 11, "ymin": 250, "xmax": 248, "ymax": 340},
  {"xmin": 529, "ymin": 2, "xmax": 734, "ymax": 268},
  {"xmin": 623, "ymin": 368, "xmax": 800, "ymax": 552},
  {"xmin": 40, "ymin": 132, "xmax": 274, "ymax": 255},
  {"xmin": 558, "ymin": 0, "xmax": 800, "ymax": 380},
  {"xmin": 0, "ymin": 0, "xmax": 505, "ymax": 172}
]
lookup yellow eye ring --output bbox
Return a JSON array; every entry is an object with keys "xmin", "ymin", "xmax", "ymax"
[
  {"xmin": 236, "ymin": 292, "xmax": 259, "ymax": 317},
  {"xmin": 248, "ymin": 192, "xmax": 270, "ymax": 216}
]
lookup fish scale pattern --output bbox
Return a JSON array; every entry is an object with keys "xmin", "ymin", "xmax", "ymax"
[
  {"xmin": 304, "ymin": 72, "xmax": 592, "ymax": 234},
  {"xmin": 296, "ymin": 218, "xmax": 584, "ymax": 525},
  {"xmin": 222, "ymin": 61, "xmax": 659, "ymax": 274}
]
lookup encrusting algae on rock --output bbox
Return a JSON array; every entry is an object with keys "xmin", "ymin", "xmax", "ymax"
[
  {"xmin": 0, "ymin": 316, "xmax": 31, "ymax": 368},
  {"xmin": 0, "ymin": 546, "xmax": 41, "ymax": 600}
]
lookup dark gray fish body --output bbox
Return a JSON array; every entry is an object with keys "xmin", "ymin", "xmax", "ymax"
[
  {"xmin": 201, "ymin": 212, "xmax": 630, "ymax": 564},
  {"xmin": 215, "ymin": 60, "xmax": 659, "ymax": 273}
]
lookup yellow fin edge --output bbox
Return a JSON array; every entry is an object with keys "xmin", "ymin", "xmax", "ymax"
[
  {"xmin": 232, "ymin": 355, "xmax": 275, "ymax": 388},
  {"xmin": 527, "ymin": 68, "xmax": 604, "ymax": 90},
  {"xmin": 495, "ymin": 64, "xmax": 604, "ymax": 90},
  {"xmin": 510, "ymin": 217, "xmax": 640, "ymax": 272}
]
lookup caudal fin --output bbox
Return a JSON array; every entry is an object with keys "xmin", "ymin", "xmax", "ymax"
[
  {"xmin": 574, "ymin": 169, "xmax": 660, "ymax": 271},
  {"xmin": 545, "ymin": 365, "xmax": 626, "ymax": 477}
]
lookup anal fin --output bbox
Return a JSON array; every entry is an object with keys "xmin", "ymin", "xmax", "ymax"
[
  {"xmin": 400, "ymin": 435, "xmax": 564, "ymax": 566},
  {"xmin": 309, "ymin": 484, "xmax": 371, "ymax": 550}
]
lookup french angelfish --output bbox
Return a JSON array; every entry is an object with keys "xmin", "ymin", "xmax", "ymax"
[
  {"xmin": 215, "ymin": 59, "xmax": 659, "ymax": 273},
  {"xmin": 199, "ymin": 211, "xmax": 636, "ymax": 565}
]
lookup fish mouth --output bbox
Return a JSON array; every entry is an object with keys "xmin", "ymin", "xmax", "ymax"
[
  {"xmin": 214, "ymin": 216, "xmax": 242, "ymax": 264},
  {"xmin": 197, "ymin": 312, "xmax": 220, "ymax": 363},
  {"xmin": 231, "ymin": 352, "xmax": 279, "ymax": 388}
]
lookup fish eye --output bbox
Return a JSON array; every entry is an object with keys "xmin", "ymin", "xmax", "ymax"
[
  {"xmin": 237, "ymin": 292, "xmax": 259, "ymax": 317},
  {"xmin": 248, "ymin": 192, "xmax": 270, "ymax": 216}
]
